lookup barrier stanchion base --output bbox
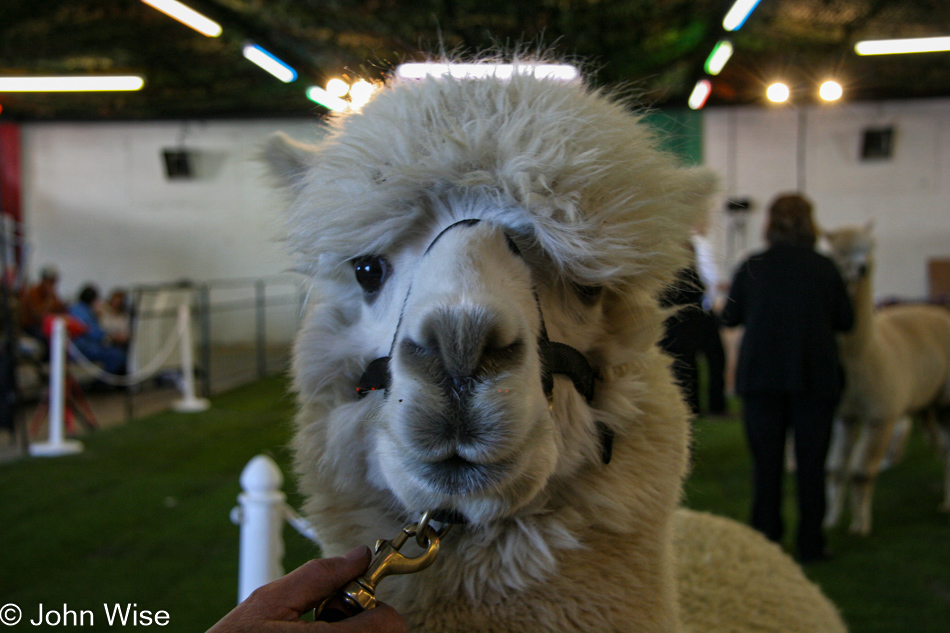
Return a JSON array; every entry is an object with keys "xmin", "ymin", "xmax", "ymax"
[
  {"xmin": 29, "ymin": 439, "xmax": 85, "ymax": 457},
  {"xmin": 173, "ymin": 397, "xmax": 211, "ymax": 413}
]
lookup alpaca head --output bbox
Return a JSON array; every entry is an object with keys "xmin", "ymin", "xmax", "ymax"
[
  {"xmin": 269, "ymin": 64, "xmax": 715, "ymax": 529},
  {"xmin": 823, "ymin": 222, "xmax": 875, "ymax": 286}
]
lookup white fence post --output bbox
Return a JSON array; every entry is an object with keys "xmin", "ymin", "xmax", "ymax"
[
  {"xmin": 233, "ymin": 455, "xmax": 286, "ymax": 603},
  {"xmin": 30, "ymin": 317, "xmax": 83, "ymax": 457},
  {"xmin": 172, "ymin": 303, "xmax": 210, "ymax": 412}
]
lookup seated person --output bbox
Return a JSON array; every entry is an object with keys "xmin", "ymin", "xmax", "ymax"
[
  {"xmin": 20, "ymin": 265, "xmax": 67, "ymax": 342},
  {"xmin": 68, "ymin": 284, "xmax": 127, "ymax": 376},
  {"xmin": 99, "ymin": 288, "xmax": 130, "ymax": 349}
]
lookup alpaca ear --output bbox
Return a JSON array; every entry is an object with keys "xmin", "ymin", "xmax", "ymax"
[
  {"xmin": 264, "ymin": 132, "xmax": 315, "ymax": 191},
  {"xmin": 863, "ymin": 219, "xmax": 875, "ymax": 234}
]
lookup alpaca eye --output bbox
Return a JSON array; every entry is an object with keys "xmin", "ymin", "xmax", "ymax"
[
  {"xmin": 574, "ymin": 283, "xmax": 603, "ymax": 303},
  {"xmin": 353, "ymin": 256, "xmax": 388, "ymax": 293}
]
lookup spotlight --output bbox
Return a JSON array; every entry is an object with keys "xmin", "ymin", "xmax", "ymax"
[
  {"xmin": 819, "ymin": 80, "xmax": 843, "ymax": 102},
  {"xmin": 325, "ymin": 78, "xmax": 349, "ymax": 98},
  {"xmin": 348, "ymin": 80, "xmax": 375, "ymax": 108},
  {"xmin": 766, "ymin": 82, "xmax": 790, "ymax": 103}
]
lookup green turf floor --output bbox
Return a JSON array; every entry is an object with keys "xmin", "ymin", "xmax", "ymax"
[
  {"xmin": 687, "ymin": 412, "xmax": 950, "ymax": 633},
  {"xmin": 0, "ymin": 376, "xmax": 318, "ymax": 632},
  {"xmin": 1, "ymin": 377, "xmax": 947, "ymax": 631}
]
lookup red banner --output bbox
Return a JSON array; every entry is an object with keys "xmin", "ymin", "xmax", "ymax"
[{"xmin": 0, "ymin": 123, "xmax": 23, "ymax": 269}]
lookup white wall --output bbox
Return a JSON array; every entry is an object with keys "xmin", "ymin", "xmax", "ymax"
[
  {"xmin": 21, "ymin": 118, "xmax": 327, "ymax": 300},
  {"xmin": 21, "ymin": 100, "xmax": 949, "ymax": 305},
  {"xmin": 703, "ymin": 98, "xmax": 950, "ymax": 300}
]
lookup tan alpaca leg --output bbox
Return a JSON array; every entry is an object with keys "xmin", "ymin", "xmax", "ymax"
[
  {"xmin": 880, "ymin": 416, "xmax": 912, "ymax": 470},
  {"xmin": 825, "ymin": 418, "xmax": 856, "ymax": 529},
  {"xmin": 847, "ymin": 418, "xmax": 896, "ymax": 536}
]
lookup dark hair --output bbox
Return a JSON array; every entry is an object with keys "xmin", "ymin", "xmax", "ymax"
[
  {"xmin": 765, "ymin": 193, "xmax": 817, "ymax": 248},
  {"xmin": 78, "ymin": 284, "xmax": 99, "ymax": 305}
]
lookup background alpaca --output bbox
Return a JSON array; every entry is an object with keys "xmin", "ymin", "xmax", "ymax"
[
  {"xmin": 270, "ymin": 63, "xmax": 845, "ymax": 632},
  {"xmin": 824, "ymin": 224, "xmax": 950, "ymax": 535}
]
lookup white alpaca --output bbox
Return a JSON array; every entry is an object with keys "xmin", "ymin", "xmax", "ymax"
[
  {"xmin": 823, "ymin": 225, "xmax": 950, "ymax": 535},
  {"xmin": 269, "ymin": 63, "xmax": 845, "ymax": 632}
]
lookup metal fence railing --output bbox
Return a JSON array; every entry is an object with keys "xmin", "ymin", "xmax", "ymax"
[{"xmin": 128, "ymin": 275, "xmax": 305, "ymax": 406}]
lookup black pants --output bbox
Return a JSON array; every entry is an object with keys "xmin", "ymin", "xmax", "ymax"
[
  {"xmin": 662, "ymin": 310, "xmax": 726, "ymax": 414},
  {"xmin": 741, "ymin": 392, "xmax": 836, "ymax": 560}
]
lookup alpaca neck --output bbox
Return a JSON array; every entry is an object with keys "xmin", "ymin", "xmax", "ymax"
[{"xmin": 840, "ymin": 266, "xmax": 874, "ymax": 357}]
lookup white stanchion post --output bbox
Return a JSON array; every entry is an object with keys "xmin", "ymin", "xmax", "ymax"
[
  {"xmin": 172, "ymin": 303, "xmax": 210, "ymax": 412},
  {"xmin": 30, "ymin": 317, "xmax": 84, "ymax": 457},
  {"xmin": 234, "ymin": 455, "xmax": 287, "ymax": 603}
]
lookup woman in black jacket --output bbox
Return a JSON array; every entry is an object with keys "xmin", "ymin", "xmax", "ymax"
[{"xmin": 721, "ymin": 193, "xmax": 853, "ymax": 563}]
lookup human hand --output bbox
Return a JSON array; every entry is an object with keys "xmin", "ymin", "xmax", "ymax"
[{"xmin": 207, "ymin": 546, "xmax": 407, "ymax": 632}]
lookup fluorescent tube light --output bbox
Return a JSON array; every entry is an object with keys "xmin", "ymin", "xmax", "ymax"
[
  {"xmin": 395, "ymin": 63, "xmax": 579, "ymax": 81},
  {"xmin": 704, "ymin": 40, "xmax": 734, "ymax": 76},
  {"xmin": 855, "ymin": 36, "xmax": 950, "ymax": 55},
  {"xmin": 0, "ymin": 76, "xmax": 145, "ymax": 92},
  {"xmin": 141, "ymin": 0, "xmax": 222, "ymax": 37},
  {"xmin": 723, "ymin": 0, "xmax": 762, "ymax": 32},
  {"xmin": 242, "ymin": 45, "xmax": 297, "ymax": 83},
  {"xmin": 688, "ymin": 80, "xmax": 712, "ymax": 110},
  {"xmin": 306, "ymin": 87, "xmax": 348, "ymax": 112}
]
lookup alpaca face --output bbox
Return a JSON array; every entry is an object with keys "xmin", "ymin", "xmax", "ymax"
[
  {"xmin": 343, "ymin": 212, "xmax": 605, "ymax": 525},
  {"xmin": 377, "ymin": 219, "xmax": 551, "ymax": 522},
  {"xmin": 824, "ymin": 224, "xmax": 875, "ymax": 285},
  {"xmin": 271, "ymin": 70, "xmax": 713, "ymax": 534}
]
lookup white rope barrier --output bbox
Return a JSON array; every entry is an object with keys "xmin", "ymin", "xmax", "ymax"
[
  {"xmin": 29, "ymin": 317, "xmax": 84, "ymax": 457},
  {"xmin": 63, "ymin": 304, "xmax": 210, "ymax": 414},
  {"xmin": 172, "ymin": 304, "xmax": 210, "ymax": 412},
  {"xmin": 230, "ymin": 455, "xmax": 319, "ymax": 603},
  {"xmin": 66, "ymin": 321, "xmax": 184, "ymax": 387}
]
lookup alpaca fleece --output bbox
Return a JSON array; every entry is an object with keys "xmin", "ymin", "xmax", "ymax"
[{"xmin": 270, "ymin": 64, "xmax": 846, "ymax": 632}]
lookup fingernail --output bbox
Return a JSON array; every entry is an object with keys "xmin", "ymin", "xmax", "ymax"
[{"xmin": 344, "ymin": 545, "xmax": 368, "ymax": 561}]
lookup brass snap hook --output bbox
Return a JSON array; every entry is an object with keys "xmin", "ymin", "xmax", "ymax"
[{"xmin": 315, "ymin": 511, "xmax": 446, "ymax": 622}]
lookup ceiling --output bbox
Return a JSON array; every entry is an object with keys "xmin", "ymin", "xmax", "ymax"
[{"xmin": 1, "ymin": 0, "xmax": 949, "ymax": 121}]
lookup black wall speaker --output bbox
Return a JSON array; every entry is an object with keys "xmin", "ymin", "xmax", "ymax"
[
  {"xmin": 860, "ymin": 127, "xmax": 895, "ymax": 161},
  {"xmin": 162, "ymin": 149, "xmax": 193, "ymax": 179}
]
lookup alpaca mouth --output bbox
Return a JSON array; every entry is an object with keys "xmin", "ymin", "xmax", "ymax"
[{"xmin": 412, "ymin": 454, "xmax": 511, "ymax": 495}]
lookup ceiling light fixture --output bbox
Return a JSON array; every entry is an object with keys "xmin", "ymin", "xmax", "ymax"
[
  {"xmin": 688, "ymin": 79, "xmax": 712, "ymax": 110},
  {"xmin": 348, "ymin": 80, "xmax": 375, "ymax": 108},
  {"xmin": 704, "ymin": 40, "xmax": 734, "ymax": 76},
  {"xmin": 855, "ymin": 36, "xmax": 950, "ymax": 56},
  {"xmin": 242, "ymin": 45, "xmax": 297, "ymax": 83},
  {"xmin": 819, "ymin": 80, "xmax": 843, "ymax": 102},
  {"xmin": 325, "ymin": 78, "xmax": 350, "ymax": 98},
  {"xmin": 141, "ymin": 0, "xmax": 222, "ymax": 37},
  {"xmin": 766, "ymin": 82, "xmax": 790, "ymax": 103},
  {"xmin": 0, "ymin": 76, "xmax": 145, "ymax": 92},
  {"xmin": 723, "ymin": 0, "xmax": 762, "ymax": 32},
  {"xmin": 306, "ymin": 86, "xmax": 348, "ymax": 112},
  {"xmin": 395, "ymin": 63, "xmax": 579, "ymax": 81},
  {"xmin": 307, "ymin": 79, "xmax": 378, "ymax": 113}
]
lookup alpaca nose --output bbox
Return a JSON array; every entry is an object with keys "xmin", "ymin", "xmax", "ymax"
[{"xmin": 400, "ymin": 305, "xmax": 524, "ymax": 393}]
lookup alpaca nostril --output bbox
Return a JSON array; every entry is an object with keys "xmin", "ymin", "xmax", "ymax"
[{"xmin": 450, "ymin": 374, "xmax": 477, "ymax": 399}]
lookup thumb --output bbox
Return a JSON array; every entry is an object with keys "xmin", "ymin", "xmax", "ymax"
[{"xmin": 251, "ymin": 547, "xmax": 372, "ymax": 617}]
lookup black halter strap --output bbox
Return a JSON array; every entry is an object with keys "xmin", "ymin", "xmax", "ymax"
[{"xmin": 355, "ymin": 219, "xmax": 612, "ymax": 465}]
